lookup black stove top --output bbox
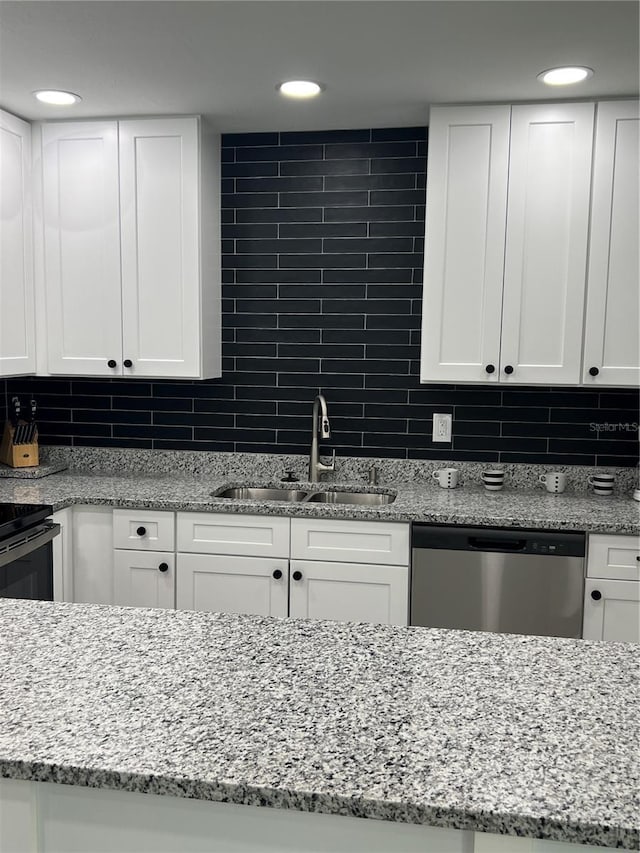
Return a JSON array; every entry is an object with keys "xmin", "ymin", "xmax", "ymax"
[{"xmin": 0, "ymin": 504, "xmax": 54, "ymax": 541}]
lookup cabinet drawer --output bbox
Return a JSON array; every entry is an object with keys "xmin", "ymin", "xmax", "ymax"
[
  {"xmin": 113, "ymin": 509, "xmax": 175, "ymax": 552},
  {"xmin": 587, "ymin": 534, "xmax": 640, "ymax": 581},
  {"xmin": 177, "ymin": 512, "xmax": 290, "ymax": 558},
  {"xmin": 290, "ymin": 518, "xmax": 409, "ymax": 566}
]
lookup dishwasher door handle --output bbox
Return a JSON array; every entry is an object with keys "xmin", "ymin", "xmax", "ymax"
[{"xmin": 467, "ymin": 536, "xmax": 527, "ymax": 552}]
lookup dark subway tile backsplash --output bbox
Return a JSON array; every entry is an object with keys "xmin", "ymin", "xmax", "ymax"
[{"xmin": 2, "ymin": 127, "xmax": 638, "ymax": 466}]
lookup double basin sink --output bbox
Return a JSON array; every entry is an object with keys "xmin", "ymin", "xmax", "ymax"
[{"xmin": 213, "ymin": 486, "xmax": 396, "ymax": 506}]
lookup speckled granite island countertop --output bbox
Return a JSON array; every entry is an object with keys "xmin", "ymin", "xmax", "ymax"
[
  {"xmin": 1, "ymin": 599, "xmax": 638, "ymax": 849},
  {"xmin": 0, "ymin": 470, "xmax": 637, "ymax": 533}
]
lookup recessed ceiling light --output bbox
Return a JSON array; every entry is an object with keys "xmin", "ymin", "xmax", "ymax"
[
  {"xmin": 537, "ymin": 67, "xmax": 594, "ymax": 86},
  {"xmin": 277, "ymin": 80, "xmax": 322, "ymax": 98},
  {"xmin": 33, "ymin": 89, "xmax": 82, "ymax": 106}
]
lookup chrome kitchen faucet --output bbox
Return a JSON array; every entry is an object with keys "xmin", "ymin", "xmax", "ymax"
[{"xmin": 309, "ymin": 394, "xmax": 336, "ymax": 482}]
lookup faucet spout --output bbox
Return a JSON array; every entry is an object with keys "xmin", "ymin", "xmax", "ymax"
[{"xmin": 309, "ymin": 394, "xmax": 335, "ymax": 482}]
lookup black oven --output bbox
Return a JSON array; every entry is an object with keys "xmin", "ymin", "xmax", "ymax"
[{"xmin": 0, "ymin": 504, "xmax": 60, "ymax": 601}]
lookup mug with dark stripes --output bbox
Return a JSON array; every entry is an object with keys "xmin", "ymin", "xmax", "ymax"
[{"xmin": 588, "ymin": 473, "xmax": 615, "ymax": 496}]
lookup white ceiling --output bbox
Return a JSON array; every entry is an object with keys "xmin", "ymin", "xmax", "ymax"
[{"xmin": 1, "ymin": 0, "xmax": 638, "ymax": 132}]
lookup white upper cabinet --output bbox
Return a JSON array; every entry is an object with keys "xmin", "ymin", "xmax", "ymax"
[
  {"xmin": 501, "ymin": 103, "xmax": 594, "ymax": 384},
  {"xmin": 582, "ymin": 100, "xmax": 640, "ymax": 387},
  {"xmin": 119, "ymin": 119, "xmax": 203, "ymax": 378},
  {"xmin": 0, "ymin": 109, "xmax": 35, "ymax": 377},
  {"xmin": 421, "ymin": 102, "xmax": 598, "ymax": 386},
  {"xmin": 420, "ymin": 106, "xmax": 510, "ymax": 383},
  {"xmin": 40, "ymin": 116, "xmax": 221, "ymax": 379},
  {"xmin": 42, "ymin": 122, "xmax": 123, "ymax": 376}
]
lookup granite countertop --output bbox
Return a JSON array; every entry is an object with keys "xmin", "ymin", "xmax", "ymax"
[
  {"xmin": 0, "ymin": 469, "xmax": 637, "ymax": 533},
  {"xmin": 0, "ymin": 598, "xmax": 637, "ymax": 849}
]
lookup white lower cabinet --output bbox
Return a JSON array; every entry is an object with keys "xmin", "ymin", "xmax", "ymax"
[
  {"xmin": 177, "ymin": 513, "xmax": 410, "ymax": 625},
  {"xmin": 289, "ymin": 559, "xmax": 408, "ymax": 625},
  {"xmin": 51, "ymin": 507, "xmax": 73, "ymax": 602},
  {"xmin": 113, "ymin": 550, "xmax": 175, "ymax": 609},
  {"xmin": 177, "ymin": 553, "xmax": 288, "ymax": 617},
  {"xmin": 583, "ymin": 533, "xmax": 640, "ymax": 642},
  {"xmin": 71, "ymin": 506, "xmax": 114, "ymax": 605},
  {"xmin": 290, "ymin": 517, "xmax": 410, "ymax": 566},
  {"xmin": 69, "ymin": 508, "xmax": 406, "ymax": 626},
  {"xmin": 4, "ymin": 778, "xmax": 628, "ymax": 853},
  {"xmin": 583, "ymin": 579, "xmax": 640, "ymax": 643}
]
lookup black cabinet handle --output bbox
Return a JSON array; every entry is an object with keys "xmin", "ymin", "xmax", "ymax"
[
  {"xmin": 292, "ymin": 570, "xmax": 303, "ymax": 581},
  {"xmin": 123, "ymin": 359, "xmax": 133, "ymax": 368},
  {"xmin": 591, "ymin": 590, "xmax": 602, "ymax": 601},
  {"xmin": 485, "ymin": 364, "xmax": 495, "ymax": 374},
  {"xmin": 636, "ymin": 555, "xmax": 640, "ymax": 562},
  {"xmin": 158, "ymin": 562, "xmax": 169, "ymax": 573},
  {"xmin": 272, "ymin": 569, "xmax": 283, "ymax": 580},
  {"xmin": 589, "ymin": 367, "xmax": 599, "ymax": 377},
  {"xmin": 107, "ymin": 359, "xmax": 117, "ymax": 368},
  {"xmin": 504, "ymin": 365, "xmax": 514, "ymax": 375},
  {"xmin": 136, "ymin": 526, "xmax": 146, "ymax": 537}
]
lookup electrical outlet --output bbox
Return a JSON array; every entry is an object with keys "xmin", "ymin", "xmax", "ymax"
[{"xmin": 432, "ymin": 413, "xmax": 452, "ymax": 443}]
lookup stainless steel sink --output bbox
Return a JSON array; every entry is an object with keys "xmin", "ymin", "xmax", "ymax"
[
  {"xmin": 213, "ymin": 485, "xmax": 397, "ymax": 505},
  {"xmin": 214, "ymin": 487, "xmax": 309, "ymax": 502},
  {"xmin": 304, "ymin": 491, "xmax": 396, "ymax": 505}
]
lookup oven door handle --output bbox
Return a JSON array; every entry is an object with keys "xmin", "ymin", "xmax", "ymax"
[{"xmin": 0, "ymin": 523, "xmax": 61, "ymax": 568}]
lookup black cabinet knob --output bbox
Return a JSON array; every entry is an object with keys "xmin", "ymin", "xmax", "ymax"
[
  {"xmin": 589, "ymin": 366, "xmax": 600, "ymax": 377},
  {"xmin": 292, "ymin": 570, "xmax": 303, "ymax": 581},
  {"xmin": 136, "ymin": 526, "xmax": 146, "ymax": 537},
  {"xmin": 636, "ymin": 555, "xmax": 640, "ymax": 562},
  {"xmin": 504, "ymin": 365, "xmax": 514, "ymax": 375},
  {"xmin": 123, "ymin": 359, "xmax": 133, "ymax": 368},
  {"xmin": 272, "ymin": 569, "xmax": 283, "ymax": 580},
  {"xmin": 107, "ymin": 359, "xmax": 117, "ymax": 368},
  {"xmin": 485, "ymin": 364, "xmax": 495, "ymax": 374},
  {"xmin": 158, "ymin": 562, "xmax": 169, "ymax": 573},
  {"xmin": 591, "ymin": 590, "xmax": 602, "ymax": 601}
]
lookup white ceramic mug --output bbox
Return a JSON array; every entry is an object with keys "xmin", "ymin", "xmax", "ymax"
[
  {"xmin": 432, "ymin": 468, "xmax": 459, "ymax": 488},
  {"xmin": 482, "ymin": 469, "xmax": 505, "ymax": 491},
  {"xmin": 588, "ymin": 473, "xmax": 615, "ymax": 496},
  {"xmin": 539, "ymin": 472, "xmax": 567, "ymax": 493}
]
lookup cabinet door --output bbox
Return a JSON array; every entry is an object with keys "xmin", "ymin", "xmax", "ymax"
[
  {"xmin": 72, "ymin": 506, "xmax": 114, "ymax": 604},
  {"xmin": 583, "ymin": 100, "xmax": 640, "ymax": 386},
  {"xmin": 583, "ymin": 579, "xmax": 640, "ymax": 643},
  {"xmin": 176, "ymin": 553, "xmax": 288, "ymax": 617},
  {"xmin": 0, "ymin": 109, "xmax": 35, "ymax": 377},
  {"xmin": 289, "ymin": 560, "xmax": 408, "ymax": 626},
  {"xmin": 113, "ymin": 550, "xmax": 175, "ymax": 609},
  {"xmin": 42, "ymin": 122, "xmax": 123, "ymax": 376},
  {"xmin": 119, "ymin": 118, "xmax": 201, "ymax": 378},
  {"xmin": 501, "ymin": 103, "xmax": 595, "ymax": 384},
  {"xmin": 420, "ymin": 106, "xmax": 509, "ymax": 383}
]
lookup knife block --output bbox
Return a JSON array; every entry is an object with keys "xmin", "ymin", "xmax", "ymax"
[{"xmin": 0, "ymin": 422, "xmax": 39, "ymax": 468}]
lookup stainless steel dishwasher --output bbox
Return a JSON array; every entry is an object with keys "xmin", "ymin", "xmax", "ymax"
[{"xmin": 411, "ymin": 525, "xmax": 585, "ymax": 638}]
